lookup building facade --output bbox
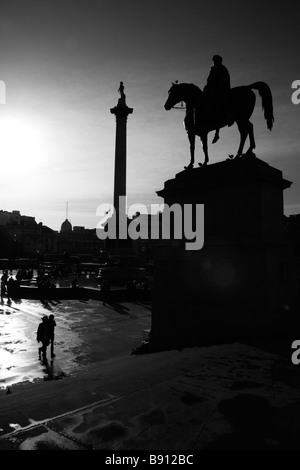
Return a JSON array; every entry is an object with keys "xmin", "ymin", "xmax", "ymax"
[{"xmin": 0, "ymin": 210, "xmax": 103, "ymax": 260}]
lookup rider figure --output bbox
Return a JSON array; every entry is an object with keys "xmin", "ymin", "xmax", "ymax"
[{"xmin": 204, "ymin": 55, "xmax": 232, "ymax": 143}]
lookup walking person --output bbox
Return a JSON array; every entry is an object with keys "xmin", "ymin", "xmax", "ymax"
[
  {"xmin": 48, "ymin": 314, "xmax": 57, "ymax": 358},
  {"xmin": 7, "ymin": 277, "xmax": 14, "ymax": 303},
  {"xmin": 101, "ymin": 280, "xmax": 111, "ymax": 306},
  {"xmin": 1, "ymin": 270, "xmax": 8, "ymax": 302},
  {"xmin": 37, "ymin": 315, "xmax": 50, "ymax": 363}
]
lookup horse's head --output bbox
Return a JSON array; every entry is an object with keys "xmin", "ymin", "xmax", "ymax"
[
  {"xmin": 164, "ymin": 82, "xmax": 202, "ymax": 110},
  {"xmin": 164, "ymin": 81, "xmax": 182, "ymax": 110}
]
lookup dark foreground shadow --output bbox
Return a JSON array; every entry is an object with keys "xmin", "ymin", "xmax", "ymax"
[{"xmin": 204, "ymin": 394, "xmax": 300, "ymax": 450}]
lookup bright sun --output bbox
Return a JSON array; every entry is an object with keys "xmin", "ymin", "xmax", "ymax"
[{"xmin": 0, "ymin": 115, "xmax": 42, "ymax": 177}]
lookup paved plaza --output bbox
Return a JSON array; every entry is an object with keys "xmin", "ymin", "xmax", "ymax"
[
  {"xmin": 1, "ymin": 336, "xmax": 300, "ymax": 451},
  {"xmin": 0, "ymin": 294, "xmax": 151, "ymax": 390},
  {"xmin": 1, "ymin": 281, "xmax": 300, "ymax": 451}
]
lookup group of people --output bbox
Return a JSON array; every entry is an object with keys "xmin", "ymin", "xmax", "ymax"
[
  {"xmin": 0, "ymin": 267, "xmax": 37, "ymax": 302},
  {"xmin": 36, "ymin": 314, "xmax": 57, "ymax": 362},
  {"xmin": 36, "ymin": 274, "xmax": 57, "ymax": 291},
  {"xmin": 0, "ymin": 270, "xmax": 20, "ymax": 302}
]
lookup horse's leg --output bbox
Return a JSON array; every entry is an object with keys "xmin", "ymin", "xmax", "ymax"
[
  {"xmin": 245, "ymin": 121, "xmax": 256, "ymax": 155},
  {"xmin": 199, "ymin": 133, "xmax": 209, "ymax": 166},
  {"xmin": 234, "ymin": 121, "xmax": 249, "ymax": 158},
  {"xmin": 185, "ymin": 131, "xmax": 195, "ymax": 169},
  {"xmin": 212, "ymin": 128, "xmax": 220, "ymax": 144}
]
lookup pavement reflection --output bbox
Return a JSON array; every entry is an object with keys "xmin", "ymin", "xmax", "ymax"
[{"xmin": 0, "ymin": 296, "xmax": 151, "ymax": 390}]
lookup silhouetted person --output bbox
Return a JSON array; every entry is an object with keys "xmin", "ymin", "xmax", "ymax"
[
  {"xmin": 16, "ymin": 269, "xmax": 23, "ymax": 282},
  {"xmin": 27, "ymin": 269, "xmax": 33, "ymax": 279},
  {"xmin": 1, "ymin": 271, "xmax": 8, "ymax": 302},
  {"xmin": 101, "ymin": 280, "xmax": 111, "ymax": 306},
  {"xmin": 6, "ymin": 277, "xmax": 14, "ymax": 302},
  {"xmin": 127, "ymin": 280, "xmax": 137, "ymax": 302},
  {"xmin": 37, "ymin": 315, "xmax": 50, "ymax": 362},
  {"xmin": 72, "ymin": 278, "xmax": 79, "ymax": 289},
  {"xmin": 204, "ymin": 55, "xmax": 231, "ymax": 143},
  {"xmin": 48, "ymin": 314, "xmax": 56, "ymax": 358}
]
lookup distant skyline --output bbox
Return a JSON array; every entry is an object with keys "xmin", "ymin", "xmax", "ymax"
[{"xmin": 0, "ymin": 0, "xmax": 300, "ymax": 231}]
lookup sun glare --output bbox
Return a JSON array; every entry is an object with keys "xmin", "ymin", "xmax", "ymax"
[{"xmin": 0, "ymin": 115, "xmax": 42, "ymax": 177}]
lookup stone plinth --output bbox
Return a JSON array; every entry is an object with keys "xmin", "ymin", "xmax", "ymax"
[{"xmin": 150, "ymin": 154, "xmax": 296, "ymax": 347}]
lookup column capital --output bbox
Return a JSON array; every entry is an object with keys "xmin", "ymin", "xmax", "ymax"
[{"xmin": 110, "ymin": 102, "xmax": 133, "ymax": 119}]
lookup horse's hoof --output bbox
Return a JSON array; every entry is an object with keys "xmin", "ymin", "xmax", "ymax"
[
  {"xmin": 184, "ymin": 164, "xmax": 193, "ymax": 170},
  {"xmin": 198, "ymin": 162, "xmax": 208, "ymax": 167},
  {"xmin": 231, "ymin": 154, "xmax": 242, "ymax": 159}
]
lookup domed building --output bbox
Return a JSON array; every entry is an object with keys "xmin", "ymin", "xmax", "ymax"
[
  {"xmin": 57, "ymin": 216, "xmax": 102, "ymax": 257},
  {"xmin": 60, "ymin": 218, "xmax": 72, "ymax": 233}
]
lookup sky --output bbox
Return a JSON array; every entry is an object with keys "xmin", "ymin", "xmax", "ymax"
[{"xmin": 0, "ymin": 0, "xmax": 300, "ymax": 231}]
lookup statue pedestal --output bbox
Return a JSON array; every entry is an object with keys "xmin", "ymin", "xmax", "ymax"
[{"xmin": 150, "ymin": 154, "xmax": 296, "ymax": 347}]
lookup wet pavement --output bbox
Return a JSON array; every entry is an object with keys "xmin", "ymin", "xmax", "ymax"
[
  {"xmin": 0, "ymin": 295, "xmax": 151, "ymax": 390},
  {"xmin": 1, "ymin": 340, "xmax": 300, "ymax": 451},
  {"xmin": 1, "ymin": 279, "xmax": 300, "ymax": 450}
]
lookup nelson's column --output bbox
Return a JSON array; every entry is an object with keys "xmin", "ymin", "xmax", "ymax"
[{"xmin": 108, "ymin": 82, "xmax": 133, "ymax": 253}]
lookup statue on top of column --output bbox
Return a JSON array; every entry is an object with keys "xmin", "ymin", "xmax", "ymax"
[{"xmin": 118, "ymin": 81, "xmax": 126, "ymax": 104}]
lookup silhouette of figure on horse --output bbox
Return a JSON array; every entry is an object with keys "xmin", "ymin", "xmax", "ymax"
[
  {"xmin": 204, "ymin": 55, "xmax": 233, "ymax": 143},
  {"xmin": 164, "ymin": 55, "xmax": 274, "ymax": 169}
]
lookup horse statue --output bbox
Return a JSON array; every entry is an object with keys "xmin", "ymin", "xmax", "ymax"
[{"xmin": 164, "ymin": 81, "xmax": 274, "ymax": 169}]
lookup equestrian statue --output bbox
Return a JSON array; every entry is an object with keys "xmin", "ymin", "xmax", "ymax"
[{"xmin": 164, "ymin": 55, "xmax": 274, "ymax": 169}]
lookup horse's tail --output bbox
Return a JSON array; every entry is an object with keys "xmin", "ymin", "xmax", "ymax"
[{"xmin": 248, "ymin": 82, "xmax": 274, "ymax": 131}]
